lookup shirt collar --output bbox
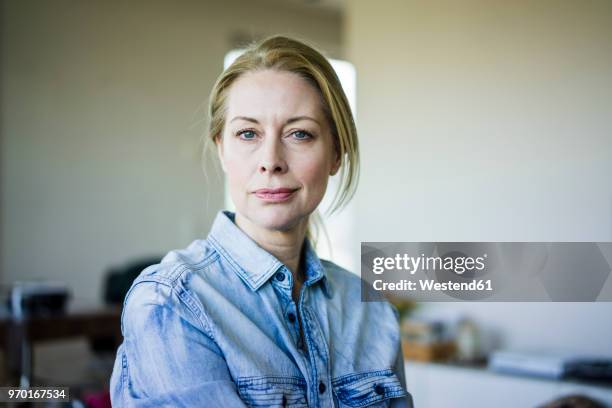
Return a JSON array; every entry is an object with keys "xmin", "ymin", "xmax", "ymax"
[{"xmin": 207, "ymin": 210, "xmax": 331, "ymax": 296}]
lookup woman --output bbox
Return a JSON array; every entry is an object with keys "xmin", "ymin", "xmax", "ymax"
[{"xmin": 110, "ymin": 35, "xmax": 413, "ymax": 407}]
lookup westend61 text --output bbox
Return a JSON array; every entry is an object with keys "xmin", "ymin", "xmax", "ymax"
[{"xmin": 373, "ymin": 279, "xmax": 493, "ymax": 292}]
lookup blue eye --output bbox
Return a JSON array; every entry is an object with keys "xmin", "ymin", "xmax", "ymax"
[
  {"xmin": 292, "ymin": 130, "xmax": 313, "ymax": 140},
  {"xmin": 237, "ymin": 130, "xmax": 256, "ymax": 140}
]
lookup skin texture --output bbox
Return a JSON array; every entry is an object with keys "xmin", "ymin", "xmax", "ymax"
[{"xmin": 216, "ymin": 69, "xmax": 340, "ymax": 303}]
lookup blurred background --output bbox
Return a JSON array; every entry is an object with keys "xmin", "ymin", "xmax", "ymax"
[{"xmin": 1, "ymin": 0, "xmax": 611, "ymax": 406}]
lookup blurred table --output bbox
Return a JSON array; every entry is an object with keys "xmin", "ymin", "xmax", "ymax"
[{"xmin": 0, "ymin": 303, "xmax": 122, "ymax": 386}]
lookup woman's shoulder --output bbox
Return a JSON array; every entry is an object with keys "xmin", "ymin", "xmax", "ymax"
[
  {"xmin": 122, "ymin": 239, "xmax": 218, "ymax": 307},
  {"xmin": 319, "ymin": 258, "xmax": 360, "ymax": 286},
  {"xmin": 319, "ymin": 258, "xmax": 400, "ymax": 319},
  {"xmin": 119, "ymin": 239, "xmax": 219, "ymax": 333},
  {"xmin": 320, "ymin": 258, "xmax": 383, "ymax": 294},
  {"xmin": 130, "ymin": 239, "xmax": 217, "ymax": 287}
]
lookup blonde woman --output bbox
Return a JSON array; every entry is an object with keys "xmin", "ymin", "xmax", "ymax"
[{"xmin": 110, "ymin": 35, "xmax": 413, "ymax": 408}]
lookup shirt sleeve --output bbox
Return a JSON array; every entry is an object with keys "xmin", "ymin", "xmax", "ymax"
[{"xmin": 110, "ymin": 280, "xmax": 248, "ymax": 408}]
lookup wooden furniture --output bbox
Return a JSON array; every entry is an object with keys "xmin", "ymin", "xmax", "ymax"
[{"xmin": 0, "ymin": 304, "xmax": 122, "ymax": 386}]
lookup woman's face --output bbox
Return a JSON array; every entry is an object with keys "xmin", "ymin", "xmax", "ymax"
[{"xmin": 216, "ymin": 69, "xmax": 340, "ymax": 232}]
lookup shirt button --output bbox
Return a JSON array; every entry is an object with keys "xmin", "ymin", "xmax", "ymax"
[
  {"xmin": 374, "ymin": 384, "xmax": 385, "ymax": 395},
  {"xmin": 318, "ymin": 381, "xmax": 326, "ymax": 394},
  {"xmin": 287, "ymin": 313, "xmax": 296, "ymax": 323},
  {"xmin": 275, "ymin": 271, "xmax": 286, "ymax": 281}
]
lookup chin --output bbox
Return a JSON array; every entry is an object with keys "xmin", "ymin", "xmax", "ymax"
[
  {"xmin": 250, "ymin": 207, "xmax": 307, "ymax": 232},
  {"xmin": 257, "ymin": 214, "xmax": 300, "ymax": 232}
]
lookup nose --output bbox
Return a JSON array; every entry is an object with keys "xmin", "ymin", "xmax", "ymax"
[{"xmin": 258, "ymin": 137, "xmax": 288, "ymax": 174}]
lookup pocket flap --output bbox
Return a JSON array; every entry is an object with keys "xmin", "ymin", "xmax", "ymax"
[
  {"xmin": 237, "ymin": 376, "xmax": 308, "ymax": 407},
  {"xmin": 332, "ymin": 369, "xmax": 407, "ymax": 407}
]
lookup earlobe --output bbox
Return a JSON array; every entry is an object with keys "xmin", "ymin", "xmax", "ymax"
[{"xmin": 330, "ymin": 155, "xmax": 341, "ymax": 176}]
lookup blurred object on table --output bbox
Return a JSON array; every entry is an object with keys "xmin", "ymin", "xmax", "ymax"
[
  {"xmin": 6, "ymin": 281, "xmax": 70, "ymax": 319},
  {"xmin": 401, "ymin": 317, "xmax": 456, "ymax": 362},
  {"xmin": 388, "ymin": 297, "xmax": 417, "ymax": 321},
  {"xmin": 455, "ymin": 316, "xmax": 482, "ymax": 363},
  {"xmin": 489, "ymin": 349, "xmax": 612, "ymax": 384}
]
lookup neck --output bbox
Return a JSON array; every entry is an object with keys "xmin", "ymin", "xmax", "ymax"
[{"xmin": 234, "ymin": 212, "xmax": 307, "ymax": 280}]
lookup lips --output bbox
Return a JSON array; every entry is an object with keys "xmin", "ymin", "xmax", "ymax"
[
  {"xmin": 254, "ymin": 187, "xmax": 298, "ymax": 202},
  {"xmin": 254, "ymin": 188, "xmax": 297, "ymax": 194}
]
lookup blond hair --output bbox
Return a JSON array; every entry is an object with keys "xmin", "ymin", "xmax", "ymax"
[{"xmin": 204, "ymin": 34, "xmax": 359, "ymax": 246}]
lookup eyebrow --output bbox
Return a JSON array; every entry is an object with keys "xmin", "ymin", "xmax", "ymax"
[{"xmin": 229, "ymin": 115, "xmax": 320, "ymax": 126}]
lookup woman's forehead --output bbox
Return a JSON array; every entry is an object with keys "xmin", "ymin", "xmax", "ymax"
[{"xmin": 226, "ymin": 70, "xmax": 325, "ymax": 123}]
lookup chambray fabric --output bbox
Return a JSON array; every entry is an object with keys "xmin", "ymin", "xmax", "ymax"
[{"xmin": 110, "ymin": 210, "xmax": 414, "ymax": 407}]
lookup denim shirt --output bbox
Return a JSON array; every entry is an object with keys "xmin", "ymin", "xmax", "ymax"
[{"xmin": 110, "ymin": 210, "xmax": 413, "ymax": 407}]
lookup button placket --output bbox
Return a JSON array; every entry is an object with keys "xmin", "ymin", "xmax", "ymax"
[
  {"xmin": 273, "ymin": 267, "xmax": 294, "ymax": 297},
  {"xmin": 318, "ymin": 381, "xmax": 326, "ymax": 394},
  {"xmin": 300, "ymin": 305, "xmax": 332, "ymax": 407},
  {"xmin": 276, "ymin": 267, "xmax": 304, "ymax": 349},
  {"xmin": 274, "ymin": 268, "xmax": 291, "ymax": 288},
  {"xmin": 281, "ymin": 300, "xmax": 303, "ymax": 353}
]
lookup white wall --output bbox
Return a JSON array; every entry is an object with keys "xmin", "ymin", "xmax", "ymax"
[
  {"xmin": 0, "ymin": 0, "xmax": 342, "ymax": 303},
  {"xmin": 3, "ymin": 0, "xmax": 611, "ymax": 361},
  {"xmin": 346, "ymin": 0, "xmax": 612, "ymax": 356}
]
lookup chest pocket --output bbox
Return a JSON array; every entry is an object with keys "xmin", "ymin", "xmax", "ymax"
[
  {"xmin": 332, "ymin": 369, "xmax": 408, "ymax": 408},
  {"xmin": 236, "ymin": 376, "xmax": 308, "ymax": 407}
]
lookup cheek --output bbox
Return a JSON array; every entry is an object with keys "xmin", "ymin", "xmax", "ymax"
[
  {"xmin": 224, "ymin": 155, "xmax": 251, "ymax": 191},
  {"xmin": 297, "ymin": 158, "xmax": 330, "ymax": 197}
]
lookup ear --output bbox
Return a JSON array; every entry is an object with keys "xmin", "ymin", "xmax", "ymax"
[
  {"xmin": 330, "ymin": 151, "xmax": 341, "ymax": 176},
  {"xmin": 215, "ymin": 137, "xmax": 227, "ymax": 173}
]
